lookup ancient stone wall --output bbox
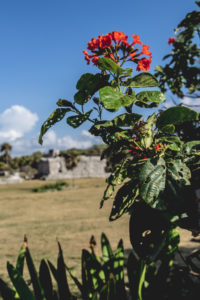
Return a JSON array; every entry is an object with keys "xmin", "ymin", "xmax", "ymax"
[{"xmin": 38, "ymin": 155, "xmax": 108, "ymax": 179}]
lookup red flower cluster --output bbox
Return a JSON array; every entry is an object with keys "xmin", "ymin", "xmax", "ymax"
[
  {"xmin": 168, "ymin": 37, "xmax": 176, "ymax": 45},
  {"xmin": 83, "ymin": 31, "xmax": 152, "ymax": 71}
]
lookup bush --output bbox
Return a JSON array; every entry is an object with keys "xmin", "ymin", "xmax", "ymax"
[{"xmin": 32, "ymin": 180, "xmax": 69, "ymax": 193}]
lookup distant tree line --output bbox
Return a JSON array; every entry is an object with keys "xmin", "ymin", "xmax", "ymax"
[{"xmin": 0, "ymin": 143, "xmax": 108, "ymax": 176}]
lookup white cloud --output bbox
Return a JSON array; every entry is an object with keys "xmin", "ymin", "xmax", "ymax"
[
  {"xmin": 42, "ymin": 129, "xmax": 100, "ymax": 150},
  {"xmin": 181, "ymin": 97, "xmax": 200, "ymax": 112},
  {"xmin": 161, "ymin": 97, "xmax": 200, "ymax": 113},
  {"xmin": 0, "ymin": 105, "xmax": 38, "ymax": 142}
]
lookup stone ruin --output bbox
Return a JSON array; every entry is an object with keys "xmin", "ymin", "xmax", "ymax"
[{"xmin": 37, "ymin": 149, "xmax": 108, "ymax": 180}]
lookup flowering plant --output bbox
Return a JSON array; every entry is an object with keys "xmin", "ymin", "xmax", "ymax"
[
  {"xmin": 83, "ymin": 31, "xmax": 152, "ymax": 72},
  {"xmin": 39, "ymin": 31, "xmax": 200, "ymax": 299}
]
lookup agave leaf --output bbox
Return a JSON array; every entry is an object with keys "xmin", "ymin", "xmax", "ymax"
[
  {"xmin": 0, "ymin": 278, "xmax": 15, "ymax": 300},
  {"xmin": 57, "ymin": 242, "xmax": 72, "ymax": 300},
  {"xmin": 25, "ymin": 246, "xmax": 46, "ymax": 300},
  {"xmin": 39, "ymin": 259, "xmax": 54, "ymax": 300},
  {"xmin": 7, "ymin": 262, "xmax": 36, "ymax": 300},
  {"xmin": 16, "ymin": 246, "xmax": 26, "ymax": 276},
  {"xmin": 101, "ymin": 233, "xmax": 114, "ymax": 263}
]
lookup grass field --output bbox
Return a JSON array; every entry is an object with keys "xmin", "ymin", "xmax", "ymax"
[{"xmin": 0, "ymin": 178, "xmax": 198, "ymax": 293}]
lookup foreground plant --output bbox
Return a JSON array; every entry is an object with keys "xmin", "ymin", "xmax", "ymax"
[
  {"xmin": 0, "ymin": 234, "xmax": 127, "ymax": 300},
  {"xmin": 39, "ymin": 30, "xmax": 200, "ymax": 299}
]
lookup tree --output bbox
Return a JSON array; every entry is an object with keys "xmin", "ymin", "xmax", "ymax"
[
  {"xmin": 39, "ymin": 30, "xmax": 200, "ymax": 299},
  {"xmin": 0, "ymin": 143, "xmax": 12, "ymax": 165},
  {"xmin": 155, "ymin": 1, "xmax": 200, "ymax": 98}
]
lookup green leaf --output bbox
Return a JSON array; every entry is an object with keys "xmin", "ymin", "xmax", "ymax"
[
  {"xmin": 98, "ymin": 57, "xmax": 132, "ymax": 76},
  {"xmin": 57, "ymin": 242, "xmax": 72, "ymax": 300},
  {"xmin": 138, "ymin": 261, "xmax": 147, "ymax": 300},
  {"xmin": 81, "ymin": 250, "xmax": 96, "ymax": 299},
  {"xmin": 140, "ymin": 113, "xmax": 156, "ymax": 149},
  {"xmin": 56, "ymin": 99, "xmax": 75, "ymax": 109},
  {"xmin": 167, "ymin": 159, "xmax": 191, "ymax": 185},
  {"xmin": 99, "ymin": 86, "xmax": 136, "ymax": 111},
  {"xmin": 154, "ymin": 65, "xmax": 164, "ymax": 74},
  {"xmin": 111, "ymin": 113, "xmax": 142, "ymax": 127},
  {"xmin": 74, "ymin": 73, "xmax": 110, "ymax": 105},
  {"xmin": 25, "ymin": 247, "xmax": 46, "ymax": 300},
  {"xmin": 7, "ymin": 262, "xmax": 36, "ymax": 300},
  {"xmin": 123, "ymin": 72, "xmax": 160, "ymax": 87},
  {"xmin": 139, "ymin": 157, "xmax": 166, "ymax": 209},
  {"xmin": 157, "ymin": 106, "xmax": 199, "ymax": 129},
  {"xmin": 136, "ymin": 91, "xmax": 166, "ymax": 104},
  {"xmin": 16, "ymin": 246, "xmax": 26, "ymax": 276},
  {"xmin": 39, "ymin": 260, "xmax": 54, "ymax": 300},
  {"xmin": 65, "ymin": 264, "xmax": 83, "ymax": 295},
  {"xmin": 95, "ymin": 113, "xmax": 141, "ymax": 130},
  {"xmin": 181, "ymin": 141, "xmax": 200, "ymax": 156},
  {"xmin": 115, "ymin": 240, "xmax": 124, "ymax": 281},
  {"xmin": 159, "ymin": 124, "xmax": 175, "ymax": 134},
  {"xmin": 165, "ymin": 229, "xmax": 180, "ymax": 255},
  {"xmin": 67, "ymin": 110, "xmax": 92, "ymax": 128},
  {"xmin": 0, "ymin": 278, "xmax": 15, "ymax": 300},
  {"xmin": 39, "ymin": 108, "xmax": 71, "ymax": 144},
  {"xmin": 109, "ymin": 181, "xmax": 139, "ymax": 221},
  {"xmin": 101, "ymin": 233, "xmax": 114, "ymax": 263}
]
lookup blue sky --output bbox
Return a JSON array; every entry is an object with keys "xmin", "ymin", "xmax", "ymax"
[{"xmin": 0, "ymin": 0, "xmax": 198, "ymax": 156}]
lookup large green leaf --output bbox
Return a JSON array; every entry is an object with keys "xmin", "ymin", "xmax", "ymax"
[
  {"xmin": 167, "ymin": 159, "xmax": 191, "ymax": 184},
  {"xmin": 0, "ymin": 279, "xmax": 15, "ymax": 300},
  {"xmin": 156, "ymin": 106, "xmax": 199, "ymax": 129},
  {"xmin": 39, "ymin": 260, "xmax": 54, "ymax": 300},
  {"xmin": 74, "ymin": 73, "xmax": 110, "ymax": 105},
  {"xmin": 139, "ymin": 157, "xmax": 166, "ymax": 209},
  {"xmin": 136, "ymin": 91, "xmax": 166, "ymax": 104},
  {"xmin": 109, "ymin": 181, "xmax": 139, "ymax": 221},
  {"xmin": 39, "ymin": 108, "xmax": 71, "ymax": 144},
  {"xmin": 181, "ymin": 141, "xmax": 200, "ymax": 156},
  {"xmin": 98, "ymin": 57, "xmax": 132, "ymax": 76},
  {"xmin": 123, "ymin": 72, "xmax": 159, "ymax": 87},
  {"xmin": 94, "ymin": 113, "xmax": 141, "ymax": 130},
  {"xmin": 7, "ymin": 263, "xmax": 36, "ymax": 300},
  {"xmin": 67, "ymin": 110, "xmax": 92, "ymax": 128},
  {"xmin": 111, "ymin": 113, "xmax": 142, "ymax": 127},
  {"xmin": 99, "ymin": 86, "xmax": 136, "ymax": 111},
  {"xmin": 57, "ymin": 242, "xmax": 72, "ymax": 300},
  {"xmin": 25, "ymin": 247, "xmax": 46, "ymax": 300}
]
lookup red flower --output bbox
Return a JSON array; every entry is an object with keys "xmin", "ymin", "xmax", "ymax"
[
  {"xmin": 141, "ymin": 45, "xmax": 152, "ymax": 56},
  {"xmin": 155, "ymin": 144, "xmax": 160, "ymax": 152},
  {"xmin": 132, "ymin": 34, "xmax": 143, "ymax": 45},
  {"xmin": 168, "ymin": 37, "xmax": 176, "ymax": 45},
  {"xmin": 83, "ymin": 31, "xmax": 152, "ymax": 69},
  {"xmin": 136, "ymin": 57, "xmax": 151, "ymax": 71},
  {"xmin": 111, "ymin": 31, "xmax": 128, "ymax": 45},
  {"xmin": 83, "ymin": 50, "xmax": 91, "ymax": 64},
  {"xmin": 92, "ymin": 55, "xmax": 100, "ymax": 66}
]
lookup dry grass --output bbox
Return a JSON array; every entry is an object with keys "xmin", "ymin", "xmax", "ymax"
[
  {"xmin": 0, "ymin": 178, "xmax": 131, "ymax": 284},
  {"xmin": 0, "ymin": 178, "xmax": 198, "ymax": 289}
]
